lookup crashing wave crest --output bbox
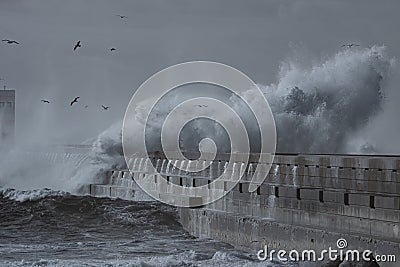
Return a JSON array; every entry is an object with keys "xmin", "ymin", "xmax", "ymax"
[
  {"xmin": 0, "ymin": 188, "xmax": 68, "ymax": 202},
  {"xmin": 261, "ymin": 45, "xmax": 395, "ymax": 153},
  {"xmin": 0, "ymin": 122, "xmax": 125, "ymax": 193}
]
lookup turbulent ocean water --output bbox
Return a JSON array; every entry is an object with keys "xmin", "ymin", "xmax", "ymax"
[
  {"xmin": 0, "ymin": 189, "xmax": 290, "ymax": 267},
  {"xmin": 1, "ymin": 45, "xmax": 396, "ymax": 267}
]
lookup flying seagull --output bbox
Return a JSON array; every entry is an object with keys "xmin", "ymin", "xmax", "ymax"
[
  {"xmin": 341, "ymin": 44, "xmax": 360, "ymax": 48},
  {"xmin": 110, "ymin": 47, "xmax": 116, "ymax": 52},
  {"xmin": 196, "ymin": 104, "xmax": 208, "ymax": 108},
  {"xmin": 101, "ymin": 105, "xmax": 110, "ymax": 110},
  {"xmin": 70, "ymin": 97, "xmax": 80, "ymax": 106},
  {"xmin": 2, "ymin": 39, "xmax": 20, "ymax": 44},
  {"xmin": 73, "ymin": 41, "xmax": 81, "ymax": 51},
  {"xmin": 116, "ymin": 15, "xmax": 127, "ymax": 19},
  {"xmin": 41, "ymin": 99, "xmax": 50, "ymax": 104}
]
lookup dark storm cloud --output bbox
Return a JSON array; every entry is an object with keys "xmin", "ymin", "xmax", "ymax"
[{"xmin": 0, "ymin": 0, "xmax": 399, "ymax": 145}]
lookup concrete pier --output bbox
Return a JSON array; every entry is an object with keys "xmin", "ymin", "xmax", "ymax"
[{"xmin": 84, "ymin": 153, "xmax": 400, "ymax": 266}]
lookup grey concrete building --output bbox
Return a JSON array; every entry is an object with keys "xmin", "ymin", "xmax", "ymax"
[{"xmin": 0, "ymin": 89, "xmax": 15, "ymax": 148}]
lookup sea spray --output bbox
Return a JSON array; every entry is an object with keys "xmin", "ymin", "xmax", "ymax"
[
  {"xmin": 259, "ymin": 45, "xmax": 395, "ymax": 153},
  {"xmin": 128, "ymin": 46, "xmax": 396, "ymax": 154},
  {"xmin": 0, "ymin": 46, "xmax": 397, "ymax": 194},
  {"xmin": 71, "ymin": 121, "xmax": 126, "ymax": 192},
  {"xmin": 0, "ymin": 122, "xmax": 125, "ymax": 193}
]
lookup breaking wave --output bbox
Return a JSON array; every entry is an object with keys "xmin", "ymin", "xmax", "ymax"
[
  {"xmin": 0, "ymin": 188, "xmax": 68, "ymax": 202},
  {"xmin": 128, "ymin": 45, "xmax": 397, "ymax": 155},
  {"xmin": 0, "ymin": 194, "xmax": 280, "ymax": 267},
  {"xmin": 0, "ymin": 45, "xmax": 397, "ymax": 194},
  {"xmin": 0, "ymin": 122, "xmax": 125, "ymax": 193},
  {"xmin": 261, "ymin": 45, "xmax": 396, "ymax": 153}
]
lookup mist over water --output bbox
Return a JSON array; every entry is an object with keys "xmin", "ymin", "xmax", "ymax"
[
  {"xmin": 262, "ymin": 45, "xmax": 396, "ymax": 154},
  {"xmin": 0, "ymin": 122, "xmax": 124, "ymax": 193},
  {"xmin": 131, "ymin": 45, "xmax": 397, "ymax": 156},
  {"xmin": 0, "ymin": 45, "xmax": 398, "ymax": 194},
  {"xmin": 1, "ymin": 2, "xmax": 399, "ymax": 265},
  {"xmin": 0, "ymin": 45, "xmax": 398, "ymax": 267},
  {"xmin": 0, "ymin": 194, "xmax": 273, "ymax": 267}
]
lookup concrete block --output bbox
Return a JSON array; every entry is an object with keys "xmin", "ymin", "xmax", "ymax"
[
  {"xmin": 193, "ymin": 178, "xmax": 208, "ymax": 187},
  {"xmin": 301, "ymin": 189, "xmax": 320, "ymax": 201},
  {"xmin": 308, "ymin": 176, "xmax": 323, "ymax": 188},
  {"xmin": 375, "ymin": 196, "xmax": 400, "ymax": 210},
  {"xmin": 299, "ymin": 200, "xmax": 321, "ymax": 213},
  {"xmin": 367, "ymin": 158, "xmax": 385, "ymax": 169},
  {"xmin": 324, "ymin": 191, "xmax": 344, "ymax": 203},
  {"xmin": 382, "ymin": 169, "xmax": 397, "ymax": 182},
  {"xmin": 241, "ymin": 182, "xmax": 250, "ymax": 193},
  {"xmin": 208, "ymin": 180, "xmax": 225, "ymax": 190},
  {"xmin": 307, "ymin": 166, "xmax": 320, "ymax": 177},
  {"xmin": 296, "ymin": 209, "xmax": 320, "ymax": 227},
  {"xmin": 277, "ymin": 196, "xmax": 299, "ymax": 209},
  {"xmin": 122, "ymin": 171, "xmax": 131, "ymax": 179},
  {"xmin": 279, "ymin": 187, "xmax": 298, "ymax": 198},
  {"xmin": 274, "ymin": 208, "xmax": 293, "ymax": 224},
  {"xmin": 370, "ymin": 220, "xmax": 400, "ymax": 240},
  {"xmin": 318, "ymin": 212, "xmax": 346, "ymax": 233},
  {"xmin": 110, "ymin": 186, "xmax": 135, "ymax": 199},
  {"xmin": 223, "ymin": 181, "xmax": 236, "ymax": 192},
  {"xmin": 326, "ymin": 166, "xmax": 340, "ymax": 178},
  {"xmin": 232, "ymin": 191, "xmax": 251, "ymax": 202},
  {"xmin": 319, "ymin": 202, "xmax": 345, "ymax": 215},
  {"xmin": 364, "ymin": 169, "xmax": 381, "ymax": 181},
  {"xmin": 323, "ymin": 178, "xmax": 341, "ymax": 190},
  {"xmin": 343, "ymin": 205, "xmax": 370, "ymax": 219},
  {"xmin": 169, "ymin": 176, "xmax": 181, "ymax": 186},
  {"xmin": 258, "ymin": 184, "xmax": 269, "ymax": 195},
  {"xmin": 91, "ymin": 185, "xmax": 110, "ymax": 197},
  {"xmin": 369, "ymin": 209, "xmax": 400, "ymax": 223},
  {"xmin": 348, "ymin": 193, "xmax": 370, "ymax": 207},
  {"xmin": 337, "ymin": 167, "xmax": 350, "ymax": 179},
  {"xmin": 393, "ymin": 170, "xmax": 400, "ymax": 183}
]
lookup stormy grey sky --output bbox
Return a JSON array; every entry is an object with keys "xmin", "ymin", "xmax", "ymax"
[{"xmin": 1, "ymin": 0, "xmax": 400, "ymax": 145}]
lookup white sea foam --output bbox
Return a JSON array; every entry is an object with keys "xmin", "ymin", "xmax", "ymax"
[
  {"xmin": 0, "ymin": 188, "xmax": 67, "ymax": 202},
  {"xmin": 0, "ymin": 249, "xmax": 289, "ymax": 267},
  {"xmin": 126, "ymin": 45, "xmax": 397, "ymax": 155},
  {"xmin": 0, "ymin": 122, "xmax": 124, "ymax": 193},
  {"xmin": 258, "ymin": 45, "xmax": 396, "ymax": 153},
  {"xmin": 0, "ymin": 46, "xmax": 397, "ymax": 195}
]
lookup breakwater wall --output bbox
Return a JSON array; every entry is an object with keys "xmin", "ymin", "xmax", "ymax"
[{"xmin": 85, "ymin": 153, "xmax": 400, "ymax": 265}]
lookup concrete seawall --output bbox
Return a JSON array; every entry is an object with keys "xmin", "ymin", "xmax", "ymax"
[{"xmin": 84, "ymin": 153, "xmax": 400, "ymax": 266}]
